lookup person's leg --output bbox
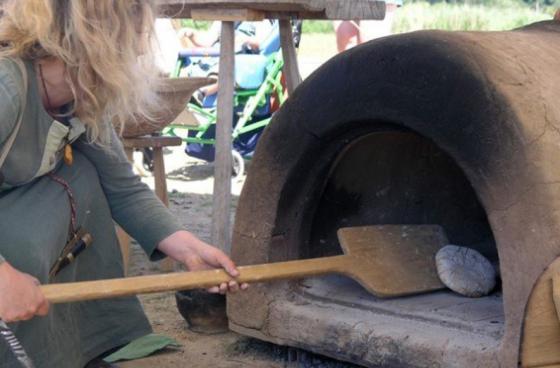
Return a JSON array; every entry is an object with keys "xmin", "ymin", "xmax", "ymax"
[
  {"xmin": 334, "ymin": 21, "xmax": 360, "ymax": 53},
  {"xmin": 201, "ymin": 83, "xmax": 219, "ymax": 97}
]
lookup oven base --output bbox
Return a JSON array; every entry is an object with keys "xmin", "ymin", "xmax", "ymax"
[{"xmin": 229, "ymin": 276, "xmax": 503, "ymax": 367}]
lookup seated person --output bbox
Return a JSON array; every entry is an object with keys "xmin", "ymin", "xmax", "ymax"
[
  {"xmin": 153, "ymin": 20, "xmax": 277, "ymax": 76},
  {"xmin": 180, "ymin": 20, "xmax": 280, "ymax": 100},
  {"xmin": 179, "ymin": 20, "xmax": 277, "ymax": 53},
  {"xmin": 178, "ymin": 21, "xmax": 221, "ymax": 48},
  {"xmin": 154, "ymin": 18, "xmax": 184, "ymax": 75}
]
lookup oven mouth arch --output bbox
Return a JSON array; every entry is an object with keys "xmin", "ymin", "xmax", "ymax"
[
  {"xmin": 271, "ymin": 122, "xmax": 498, "ymax": 267},
  {"xmin": 258, "ymin": 121, "xmax": 506, "ymax": 353}
]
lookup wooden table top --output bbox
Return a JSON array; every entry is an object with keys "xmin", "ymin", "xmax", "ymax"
[{"xmin": 158, "ymin": 0, "xmax": 385, "ymax": 20}]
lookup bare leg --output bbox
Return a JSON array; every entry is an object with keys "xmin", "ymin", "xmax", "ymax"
[
  {"xmin": 334, "ymin": 21, "xmax": 360, "ymax": 53},
  {"xmin": 201, "ymin": 83, "xmax": 219, "ymax": 97}
]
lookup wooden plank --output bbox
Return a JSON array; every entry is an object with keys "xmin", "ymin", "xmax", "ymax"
[
  {"xmin": 521, "ymin": 257, "xmax": 560, "ymax": 367},
  {"xmin": 122, "ymin": 136, "xmax": 182, "ymax": 149},
  {"xmin": 152, "ymin": 147, "xmax": 170, "ymax": 207},
  {"xmin": 192, "ymin": 8, "xmax": 265, "ymax": 21},
  {"xmin": 211, "ymin": 22, "xmax": 235, "ymax": 254},
  {"xmin": 42, "ymin": 225, "xmax": 449, "ymax": 303},
  {"xmin": 279, "ymin": 19, "xmax": 302, "ymax": 94},
  {"xmin": 158, "ymin": 0, "xmax": 385, "ymax": 20}
]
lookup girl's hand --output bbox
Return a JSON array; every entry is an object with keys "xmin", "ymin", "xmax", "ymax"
[
  {"xmin": 157, "ymin": 231, "xmax": 249, "ymax": 294},
  {"xmin": 0, "ymin": 262, "xmax": 50, "ymax": 322}
]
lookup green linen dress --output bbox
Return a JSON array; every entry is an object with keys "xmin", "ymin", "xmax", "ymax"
[{"xmin": 0, "ymin": 58, "xmax": 184, "ymax": 367}]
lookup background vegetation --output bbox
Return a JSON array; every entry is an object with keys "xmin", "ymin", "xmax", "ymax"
[
  {"xmin": 303, "ymin": 0, "xmax": 557, "ymax": 33},
  {"xmin": 182, "ymin": 0, "xmax": 557, "ymax": 34}
]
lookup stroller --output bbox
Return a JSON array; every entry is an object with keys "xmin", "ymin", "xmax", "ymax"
[{"xmin": 163, "ymin": 20, "xmax": 301, "ymax": 178}]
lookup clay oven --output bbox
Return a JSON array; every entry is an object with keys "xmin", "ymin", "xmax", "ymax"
[{"xmin": 228, "ymin": 21, "xmax": 560, "ymax": 367}]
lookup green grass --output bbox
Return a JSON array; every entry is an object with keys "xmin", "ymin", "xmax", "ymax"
[
  {"xmin": 179, "ymin": 3, "xmax": 555, "ymax": 34},
  {"xmin": 392, "ymin": 2, "xmax": 553, "ymax": 32},
  {"xmin": 301, "ymin": 2, "xmax": 554, "ymax": 33},
  {"xmin": 180, "ymin": 19, "xmax": 212, "ymax": 30},
  {"xmin": 180, "ymin": 19, "xmax": 336, "ymax": 33},
  {"xmin": 302, "ymin": 21, "xmax": 335, "ymax": 34}
]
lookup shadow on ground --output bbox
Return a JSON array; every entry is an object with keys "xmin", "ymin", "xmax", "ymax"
[
  {"xmin": 167, "ymin": 162, "xmax": 215, "ymax": 182},
  {"xmin": 228, "ymin": 338, "xmax": 362, "ymax": 368}
]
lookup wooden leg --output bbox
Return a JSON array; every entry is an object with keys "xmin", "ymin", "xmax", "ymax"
[
  {"xmin": 280, "ymin": 19, "xmax": 302, "ymax": 94},
  {"xmin": 152, "ymin": 147, "xmax": 175, "ymax": 272},
  {"xmin": 117, "ymin": 147, "xmax": 135, "ymax": 275},
  {"xmin": 211, "ymin": 21, "xmax": 235, "ymax": 254},
  {"xmin": 152, "ymin": 147, "xmax": 169, "ymax": 206}
]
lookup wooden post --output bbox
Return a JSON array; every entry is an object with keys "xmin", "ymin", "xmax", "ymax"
[
  {"xmin": 152, "ymin": 148, "xmax": 170, "ymax": 208},
  {"xmin": 117, "ymin": 147, "xmax": 135, "ymax": 275},
  {"xmin": 211, "ymin": 22, "xmax": 235, "ymax": 254},
  {"xmin": 152, "ymin": 147, "xmax": 174, "ymax": 272},
  {"xmin": 279, "ymin": 19, "xmax": 302, "ymax": 94}
]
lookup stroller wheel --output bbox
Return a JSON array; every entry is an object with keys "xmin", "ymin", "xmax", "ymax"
[{"xmin": 232, "ymin": 150, "xmax": 245, "ymax": 179}]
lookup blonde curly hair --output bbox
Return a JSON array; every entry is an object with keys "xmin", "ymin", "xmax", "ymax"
[{"xmin": 0, "ymin": 0, "xmax": 162, "ymax": 142}]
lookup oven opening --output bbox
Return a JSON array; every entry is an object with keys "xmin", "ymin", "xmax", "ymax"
[{"xmin": 296, "ymin": 128, "xmax": 504, "ymax": 341}]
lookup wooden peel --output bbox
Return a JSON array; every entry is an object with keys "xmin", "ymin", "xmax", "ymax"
[
  {"xmin": 41, "ymin": 225, "xmax": 447, "ymax": 304},
  {"xmin": 521, "ymin": 261, "xmax": 560, "ymax": 367}
]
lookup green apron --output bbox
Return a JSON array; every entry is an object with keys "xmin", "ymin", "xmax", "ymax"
[{"xmin": 0, "ymin": 58, "xmax": 183, "ymax": 367}]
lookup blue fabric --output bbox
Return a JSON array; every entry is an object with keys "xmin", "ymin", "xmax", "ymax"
[
  {"xmin": 235, "ymin": 54, "xmax": 269, "ymax": 89},
  {"xmin": 183, "ymin": 21, "xmax": 280, "ymax": 162},
  {"xmin": 179, "ymin": 21, "xmax": 280, "ymax": 79},
  {"xmin": 185, "ymin": 129, "xmax": 264, "ymax": 162},
  {"xmin": 258, "ymin": 25, "xmax": 281, "ymax": 56},
  {"xmin": 178, "ymin": 48, "xmax": 220, "ymax": 58},
  {"xmin": 201, "ymin": 93, "xmax": 218, "ymax": 108},
  {"xmin": 186, "ymin": 98, "xmax": 271, "ymax": 161}
]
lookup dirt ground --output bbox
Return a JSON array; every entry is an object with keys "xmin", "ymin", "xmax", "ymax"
[{"xmin": 120, "ymin": 151, "xmax": 260, "ymax": 368}]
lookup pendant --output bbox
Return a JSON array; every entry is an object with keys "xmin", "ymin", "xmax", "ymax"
[{"xmin": 64, "ymin": 144, "xmax": 73, "ymax": 166}]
